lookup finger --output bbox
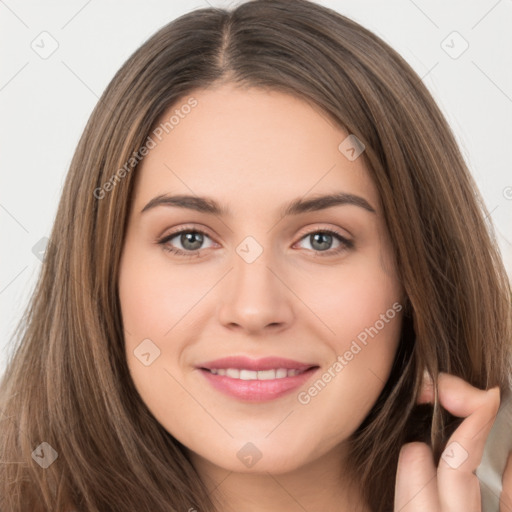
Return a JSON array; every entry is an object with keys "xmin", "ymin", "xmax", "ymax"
[
  {"xmin": 394, "ymin": 442, "xmax": 440, "ymax": 511},
  {"xmin": 435, "ymin": 374, "xmax": 500, "ymax": 511},
  {"xmin": 500, "ymin": 450, "xmax": 512, "ymax": 512}
]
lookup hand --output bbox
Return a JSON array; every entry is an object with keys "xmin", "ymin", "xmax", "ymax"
[{"xmin": 394, "ymin": 372, "xmax": 501, "ymax": 511}]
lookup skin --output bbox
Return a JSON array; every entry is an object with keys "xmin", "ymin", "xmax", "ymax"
[
  {"xmin": 398, "ymin": 373, "xmax": 504, "ymax": 512},
  {"xmin": 117, "ymin": 83, "xmax": 505, "ymax": 511}
]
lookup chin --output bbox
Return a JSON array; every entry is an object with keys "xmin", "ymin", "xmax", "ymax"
[{"xmin": 189, "ymin": 438, "xmax": 312, "ymax": 475}]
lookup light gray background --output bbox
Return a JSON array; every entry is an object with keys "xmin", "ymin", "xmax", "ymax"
[{"xmin": 1, "ymin": 0, "xmax": 511, "ymax": 378}]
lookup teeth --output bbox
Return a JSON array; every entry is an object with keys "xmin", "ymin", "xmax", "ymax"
[
  {"xmin": 240, "ymin": 369, "xmax": 258, "ymax": 380},
  {"xmin": 226, "ymin": 368, "xmax": 240, "ymax": 378},
  {"xmin": 208, "ymin": 368, "xmax": 305, "ymax": 380},
  {"xmin": 257, "ymin": 369, "xmax": 276, "ymax": 380}
]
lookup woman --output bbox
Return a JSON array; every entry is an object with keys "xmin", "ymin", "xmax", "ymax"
[{"xmin": 1, "ymin": 0, "xmax": 511, "ymax": 510}]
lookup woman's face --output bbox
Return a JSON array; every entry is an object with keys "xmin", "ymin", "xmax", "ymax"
[{"xmin": 119, "ymin": 83, "xmax": 404, "ymax": 476}]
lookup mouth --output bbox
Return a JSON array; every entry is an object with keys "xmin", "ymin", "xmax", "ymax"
[{"xmin": 196, "ymin": 356, "xmax": 320, "ymax": 402}]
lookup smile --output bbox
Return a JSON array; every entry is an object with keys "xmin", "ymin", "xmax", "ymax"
[{"xmin": 197, "ymin": 356, "xmax": 320, "ymax": 402}]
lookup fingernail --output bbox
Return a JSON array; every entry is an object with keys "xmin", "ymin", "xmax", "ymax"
[
  {"xmin": 423, "ymin": 369, "xmax": 433, "ymax": 386},
  {"xmin": 417, "ymin": 369, "xmax": 434, "ymax": 404}
]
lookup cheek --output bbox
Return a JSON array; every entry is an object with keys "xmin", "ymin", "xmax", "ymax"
[
  {"xmin": 118, "ymin": 243, "xmax": 175, "ymax": 388},
  {"xmin": 299, "ymin": 254, "xmax": 403, "ymax": 348},
  {"xmin": 118, "ymin": 244, "xmax": 194, "ymax": 337},
  {"xmin": 293, "ymin": 254, "xmax": 403, "ymax": 409}
]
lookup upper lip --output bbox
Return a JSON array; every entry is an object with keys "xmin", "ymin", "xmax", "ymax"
[{"xmin": 197, "ymin": 356, "xmax": 318, "ymax": 371}]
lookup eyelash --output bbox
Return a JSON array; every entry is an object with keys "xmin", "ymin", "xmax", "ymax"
[{"xmin": 157, "ymin": 225, "xmax": 354, "ymax": 259}]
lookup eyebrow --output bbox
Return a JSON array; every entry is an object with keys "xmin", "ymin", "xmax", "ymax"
[{"xmin": 140, "ymin": 192, "xmax": 376, "ymax": 217}]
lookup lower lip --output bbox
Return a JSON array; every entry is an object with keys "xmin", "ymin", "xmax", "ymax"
[{"xmin": 198, "ymin": 368, "xmax": 319, "ymax": 402}]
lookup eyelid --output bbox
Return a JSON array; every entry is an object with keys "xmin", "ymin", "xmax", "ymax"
[
  {"xmin": 158, "ymin": 223, "xmax": 217, "ymax": 243},
  {"xmin": 295, "ymin": 223, "xmax": 352, "ymax": 241}
]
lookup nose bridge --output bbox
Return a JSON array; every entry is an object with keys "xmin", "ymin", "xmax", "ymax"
[
  {"xmin": 234, "ymin": 236, "xmax": 274, "ymax": 296},
  {"xmin": 232, "ymin": 234, "xmax": 280, "ymax": 307},
  {"xmin": 216, "ymin": 234, "xmax": 293, "ymax": 332}
]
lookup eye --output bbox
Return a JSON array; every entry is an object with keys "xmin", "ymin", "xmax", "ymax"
[
  {"xmin": 157, "ymin": 227, "xmax": 215, "ymax": 258},
  {"xmin": 294, "ymin": 228, "xmax": 353, "ymax": 256}
]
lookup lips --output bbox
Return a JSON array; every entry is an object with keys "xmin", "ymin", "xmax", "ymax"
[{"xmin": 196, "ymin": 356, "xmax": 320, "ymax": 402}]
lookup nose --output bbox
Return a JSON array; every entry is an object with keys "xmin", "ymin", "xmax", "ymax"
[{"xmin": 216, "ymin": 244, "xmax": 295, "ymax": 335}]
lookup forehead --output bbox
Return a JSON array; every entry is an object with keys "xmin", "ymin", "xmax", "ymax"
[{"xmin": 133, "ymin": 84, "xmax": 379, "ymax": 213}]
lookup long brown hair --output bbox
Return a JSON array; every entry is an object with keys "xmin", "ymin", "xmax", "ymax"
[{"xmin": 1, "ymin": 1, "xmax": 511, "ymax": 510}]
